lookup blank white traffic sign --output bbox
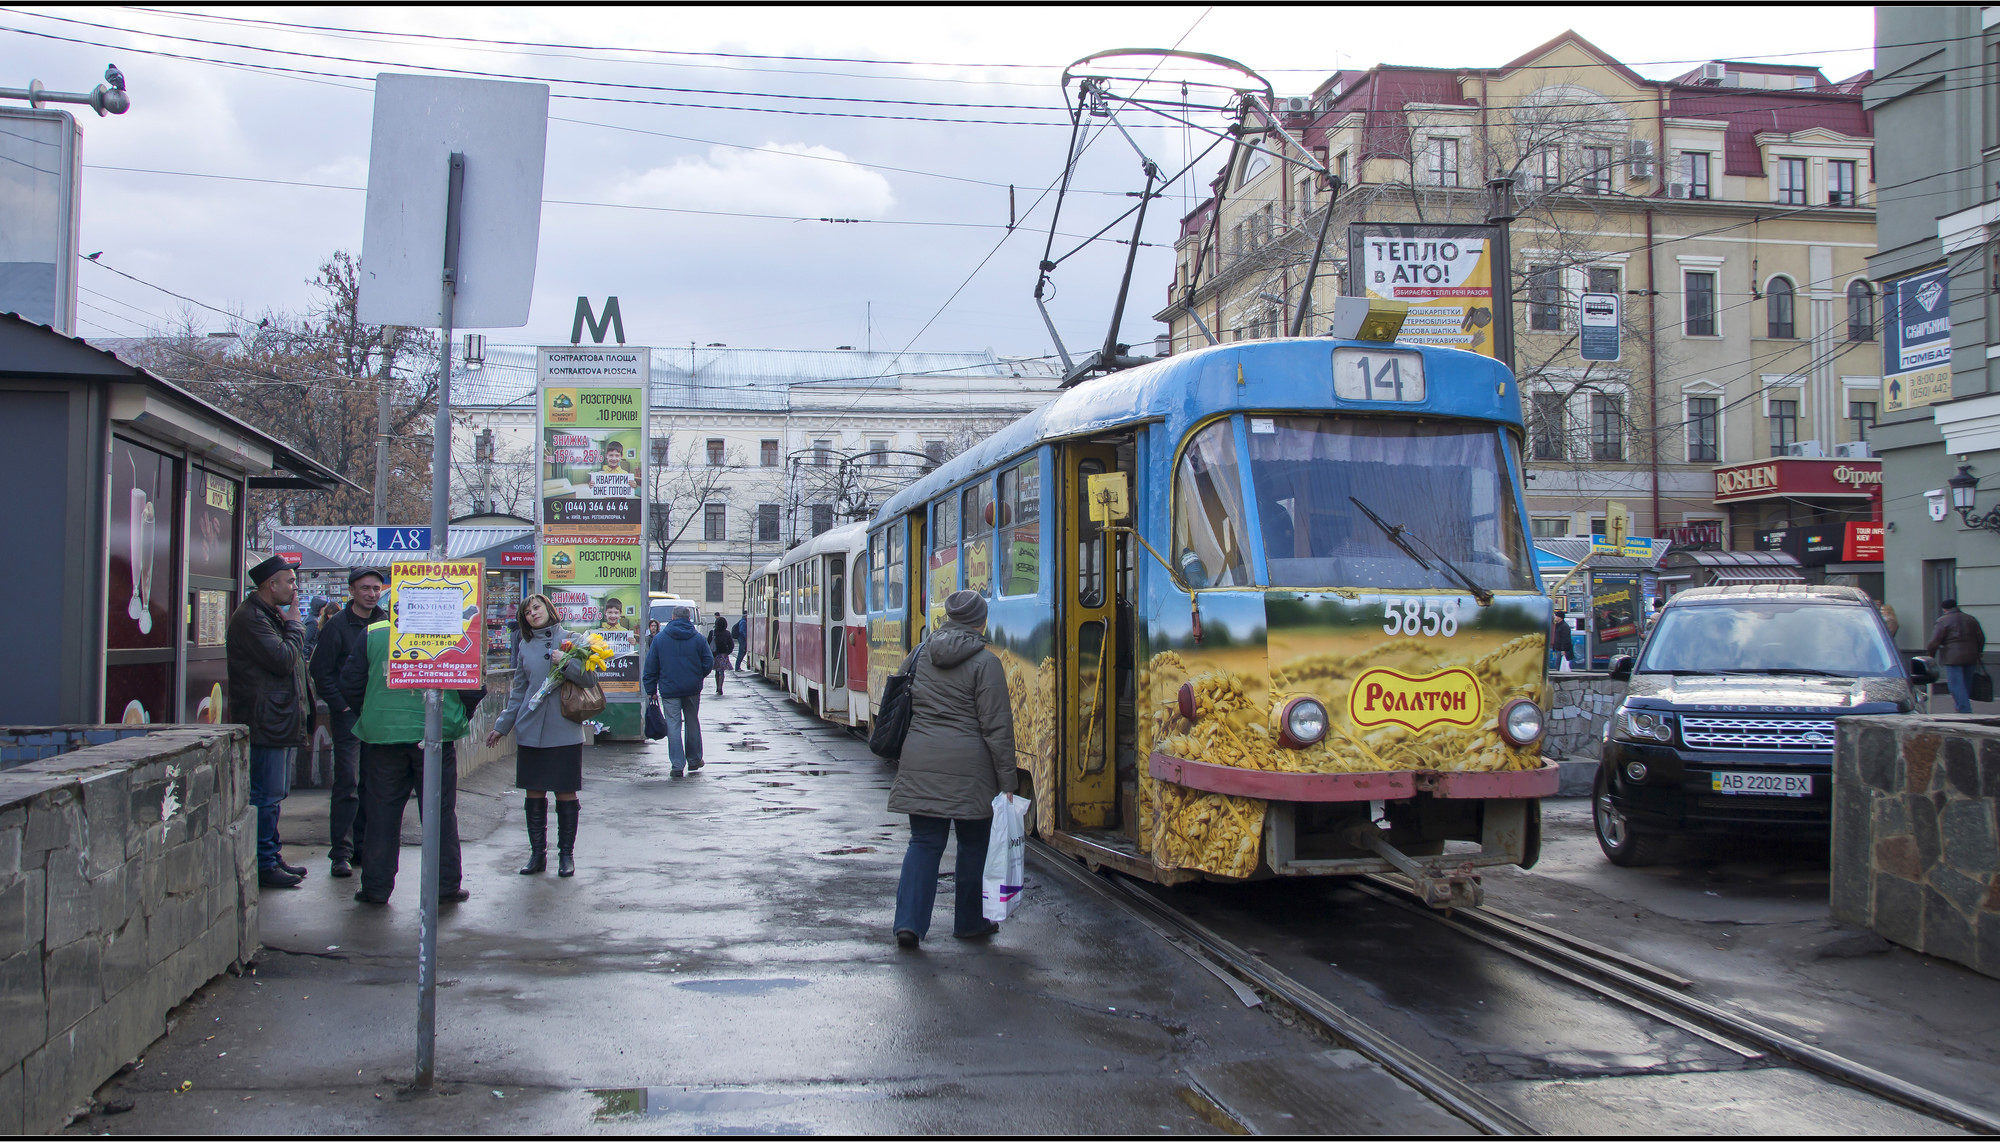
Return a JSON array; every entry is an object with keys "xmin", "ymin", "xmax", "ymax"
[{"xmin": 357, "ymin": 73, "xmax": 548, "ymax": 329}]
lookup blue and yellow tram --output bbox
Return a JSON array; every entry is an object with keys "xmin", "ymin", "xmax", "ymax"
[{"xmin": 864, "ymin": 333, "xmax": 1554, "ymax": 899}]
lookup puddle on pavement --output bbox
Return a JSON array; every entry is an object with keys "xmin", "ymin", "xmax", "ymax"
[
  {"xmin": 757, "ymin": 806, "xmax": 814, "ymax": 814},
  {"xmin": 754, "ymin": 781, "xmax": 795, "ymax": 788},
  {"xmin": 1177, "ymin": 1086, "xmax": 1250, "ymax": 1135},
  {"xmin": 728, "ymin": 740, "xmax": 771, "ymax": 751},
  {"xmin": 674, "ymin": 977, "xmax": 812, "ymax": 996},
  {"xmin": 591, "ymin": 1087, "xmax": 798, "ymax": 1119},
  {"xmin": 819, "ymin": 846, "xmax": 876, "ymax": 855}
]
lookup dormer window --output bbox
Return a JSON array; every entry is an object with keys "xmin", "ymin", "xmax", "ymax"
[{"xmin": 1828, "ymin": 160, "xmax": 1857, "ymax": 206}]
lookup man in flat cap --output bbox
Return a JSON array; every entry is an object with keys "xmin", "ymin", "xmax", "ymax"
[
  {"xmin": 227, "ymin": 555, "xmax": 313, "ymax": 888},
  {"xmin": 309, "ymin": 567, "xmax": 388, "ymax": 879}
]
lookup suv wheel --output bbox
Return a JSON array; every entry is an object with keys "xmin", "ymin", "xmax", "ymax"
[{"xmin": 1594, "ymin": 765, "xmax": 1668, "ymax": 866}]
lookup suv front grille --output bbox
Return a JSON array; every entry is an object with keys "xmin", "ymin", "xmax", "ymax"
[{"xmin": 1679, "ymin": 716, "xmax": 1837, "ymax": 752}]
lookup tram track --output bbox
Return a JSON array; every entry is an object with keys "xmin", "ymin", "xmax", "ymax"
[{"xmin": 1029, "ymin": 838, "xmax": 1999, "ymax": 1137}]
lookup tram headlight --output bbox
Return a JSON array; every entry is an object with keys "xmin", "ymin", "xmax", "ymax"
[
  {"xmin": 1274, "ymin": 696, "xmax": 1329, "ymax": 749},
  {"xmin": 1498, "ymin": 699, "xmax": 1546, "ymax": 748}
]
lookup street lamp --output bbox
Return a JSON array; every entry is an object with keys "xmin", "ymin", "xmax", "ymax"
[
  {"xmin": 1485, "ymin": 175, "xmax": 1521, "ymax": 373},
  {"xmin": 1947, "ymin": 465, "xmax": 2000, "ymax": 532}
]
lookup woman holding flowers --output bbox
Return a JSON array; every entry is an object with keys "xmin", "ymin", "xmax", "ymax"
[{"xmin": 488, "ymin": 593, "xmax": 599, "ymax": 877}]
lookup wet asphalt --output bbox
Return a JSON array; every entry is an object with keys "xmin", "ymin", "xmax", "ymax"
[{"xmin": 65, "ymin": 674, "xmax": 1466, "ymax": 1136}]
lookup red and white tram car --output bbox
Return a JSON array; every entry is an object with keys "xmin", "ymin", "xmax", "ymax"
[{"xmin": 768, "ymin": 523, "xmax": 870, "ymax": 727}]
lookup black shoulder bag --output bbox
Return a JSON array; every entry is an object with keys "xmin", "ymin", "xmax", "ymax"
[{"xmin": 868, "ymin": 635, "xmax": 930, "ymax": 761}]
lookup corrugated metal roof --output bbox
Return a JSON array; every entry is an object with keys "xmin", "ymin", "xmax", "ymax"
[
  {"xmin": 276, "ymin": 524, "xmax": 530, "ymax": 568},
  {"xmin": 1536, "ymin": 536, "xmax": 1673, "ymax": 570},
  {"xmin": 456, "ymin": 345, "xmax": 1063, "ymax": 413}
]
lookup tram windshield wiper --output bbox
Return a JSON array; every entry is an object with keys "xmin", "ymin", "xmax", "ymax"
[{"xmin": 1347, "ymin": 496, "xmax": 1493, "ymax": 605}]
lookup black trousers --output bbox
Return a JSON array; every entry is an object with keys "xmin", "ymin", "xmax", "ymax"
[
  {"xmin": 359, "ymin": 741, "xmax": 461, "ymax": 900},
  {"xmin": 327, "ymin": 710, "xmax": 367, "ymax": 861}
]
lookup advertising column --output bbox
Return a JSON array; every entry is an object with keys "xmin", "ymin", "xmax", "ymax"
[
  {"xmin": 1347, "ymin": 223, "xmax": 1501, "ymax": 358},
  {"xmin": 537, "ymin": 346, "xmax": 650, "ymax": 737}
]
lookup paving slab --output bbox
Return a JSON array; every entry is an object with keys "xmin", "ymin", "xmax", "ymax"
[{"xmin": 66, "ymin": 678, "xmax": 1464, "ymax": 1135}]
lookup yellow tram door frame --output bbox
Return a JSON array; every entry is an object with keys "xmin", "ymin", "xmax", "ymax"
[
  {"xmin": 906, "ymin": 509, "xmax": 928, "ymax": 657},
  {"xmin": 1061, "ymin": 444, "xmax": 1120, "ymax": 829}
]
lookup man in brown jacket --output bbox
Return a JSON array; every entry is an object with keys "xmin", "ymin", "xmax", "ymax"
[
  {"xmin": 226, "ymin": 555, "xmax": 313, "ymax": 888},
  {"xmin": 1926, "ymin": 598, "xmax": 1987, "ymax": 713},
  {"xmin": 888, "ymin": 589, "xmax": 1017, "ymax": 947}
]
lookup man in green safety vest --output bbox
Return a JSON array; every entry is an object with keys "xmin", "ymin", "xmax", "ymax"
[{"xmin": 338, "ymin": 618, "xmax": 486, "ymax": 906}]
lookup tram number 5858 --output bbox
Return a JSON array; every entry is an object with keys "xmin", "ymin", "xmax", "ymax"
[{"xmin": 1382, "ymin": 597, "xmax": 1459, "ymax": 637}]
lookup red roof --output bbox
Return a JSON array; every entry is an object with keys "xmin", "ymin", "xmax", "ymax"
[
  {"xmin": 1299, "ymin": 67, "xmax": 1473, "ymax": 162},
  {"xmin": 1665, "ymin": 85, "xmax": 1872, "ymax": 177}
]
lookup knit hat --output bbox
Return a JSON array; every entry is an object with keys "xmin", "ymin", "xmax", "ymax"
[
  {"xmin": 944, "ymin": 588, "xmax": 987, "ymax": 627},
  {"xmin": 249, "ymin": 554, "xmax": 292, "ymax": 586},
  {"xmin": 349, "ymin": 566, "xmax": 387, "ymax": 586}
]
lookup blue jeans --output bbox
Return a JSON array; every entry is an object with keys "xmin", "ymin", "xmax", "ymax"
[
  {"xmin": 1946, "ymin": 664, "xmax": 1976, "ymax": 713},
  {"xmin": 893, "ymin": 814, "xmax": 993, "ymax": 939},
  {"xmin": 248, "ymin": 745, "xmax": 294, "ymax": 870},
  {"xmin": 659, "ymin": 693, "xmax": 702, "ymax": 771}
]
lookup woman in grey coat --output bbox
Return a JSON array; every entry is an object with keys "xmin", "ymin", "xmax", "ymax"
[
  {"xmin": 486, "ymin": 594, "xmax": 597, "ymax": 877},
  {"xmin": 890, "ymin": 589, "xmax": 1018, "ymax": 947}
]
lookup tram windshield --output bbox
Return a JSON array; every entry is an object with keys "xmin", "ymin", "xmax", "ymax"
[{"xmin": 1239, "ymin": 417, "xmax": 1533, "ymax": 592}]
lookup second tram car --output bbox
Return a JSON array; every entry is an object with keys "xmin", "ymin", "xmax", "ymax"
[{"xmin": 768, "ymin": 523, "xmax": 871, "ymax": 726}]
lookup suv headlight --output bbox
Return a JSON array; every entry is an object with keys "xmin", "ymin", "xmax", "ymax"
[{"xmin": 1612, "ymin": 707, "xmax": 1675, "ymax": 744}]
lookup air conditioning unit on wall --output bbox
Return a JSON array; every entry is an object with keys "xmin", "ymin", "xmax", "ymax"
[
  {"xmin": 1833, "ymin": 441, "xmax": 1874, "ymax": 458},
  {"xmin": 1701, "ymin": 62, "xmax": 1727, "ymax": 82},
  {"xmin": 1628, "ymin": 140, "xmax": 1655, "ymax": 181},
  {"xmin": 1781, "ymin": 440, "xmax": 1825, "ymax": 458},
  {"xmin": 1279, "ymin": 96, "xmax": 1311, "ymax": 114},
  {"xmin": 1668, "ymin": 183, "xmax": 1689, "ymax": 198}
]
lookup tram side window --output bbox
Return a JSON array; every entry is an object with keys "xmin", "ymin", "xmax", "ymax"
[
  {"xmin": 868, "ymin": 531, "xmax": 884, "ymax": 613},
  {"xmin": 852, "ymin": 551, "xmax": 867, "ymax": 616},
  {"xmin": 931, "ymin": 495, "xmax": 961, "ymax": 627},
  {"xmin": 963, "ymin": 480, "xmax": 994, "ymax": 596},
  {"xmin": 1172, "ymin": 420, "xmax": 1253, "ymax": 588},
  {"xmin": 887, "ymin": 521, "xmax": 906, "ymax": 610},
  {"xmin": 998, "ymin": 458, "xmax": 1041, "ymax": 595}
]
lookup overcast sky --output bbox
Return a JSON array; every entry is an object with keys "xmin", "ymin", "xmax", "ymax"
[{"xmin": 1, "ymin": 6, "xmax": 1876, "ymax": 362}]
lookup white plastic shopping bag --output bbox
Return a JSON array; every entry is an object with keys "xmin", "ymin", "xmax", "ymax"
[{"xmin": 982, "ymin": 793, "xmax": 1030, "ymax": 921}]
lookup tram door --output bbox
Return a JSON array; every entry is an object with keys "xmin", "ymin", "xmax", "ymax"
[
  {"xmin": 825, "ymin": 555, "xmax": 848, "ymax": 717},
  {"xmin": 1061, "ymin": 444, "xmax": 1118, "ymax": 829}
]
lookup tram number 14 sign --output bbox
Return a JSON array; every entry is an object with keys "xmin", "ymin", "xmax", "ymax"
[{"xmin": 1332, "ymin": 347, "xmax": 1426, "ymax": 402}]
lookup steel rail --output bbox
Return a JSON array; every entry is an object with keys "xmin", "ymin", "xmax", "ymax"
[
  {"xmin": 1359, "ymin": 874, "xmax": 2000, "ymax": 1136},
  {"xmin": 1027, "ymin": 839, "xmax": 1537, "ymax": 1137}
]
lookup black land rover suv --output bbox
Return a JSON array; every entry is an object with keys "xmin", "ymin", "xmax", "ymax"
[{"xmin": 1594, "ymin": 584, "xmax": 1937, "ymax": 866}]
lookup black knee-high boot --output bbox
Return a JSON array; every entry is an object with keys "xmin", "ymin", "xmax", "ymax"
[
  {"xmin": 556, "ymin": 798, "xmax": 579, "ymax": 877},
  {"xmin": 519, "ymin": 797, "xmax": 548, "ymax": 874}
]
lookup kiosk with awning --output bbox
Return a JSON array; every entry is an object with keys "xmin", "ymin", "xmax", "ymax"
[
  {"xmin": 0, "ymin": 314, "xmax": 351, "ymax": 725},
  {"xmin": 1655, "ymin": 548, "xmax": 1807, "ymax": 592}
]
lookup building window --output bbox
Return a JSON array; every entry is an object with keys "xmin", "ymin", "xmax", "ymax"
[
  {"xmin": 869, "ymin": 438, "xmax": 889, "ymax": 464},
  {"xmin": 1828, "ymin": 159, "xmax": 1857, "ymax": 206},
  {"xmin": 1587, "ymin": 266, "xmax": 1621, "ymax": 296},
  {"xmin": 1847, "ymin": 280, "xmax": 1875, "ymax": 341},
  {"xmin": 1681, "ymin": 152, "xmax": 1710, "ymax": 199},
  {"xmin": 705, "ymin": 571, "xmax": 724, "ymax": 603},
  {"xmin": 757, "ymin": 503, "xmax": 780, "ymax": 542},
  {"xmin": 651, "ymin": 437, "xmax": 672, "ymax": 465},
  {"xmin": 1297, "ymin": 176, "xmax": 1315, "ymax": 217},
  {"xmin": 1687, "ymin": 396, "xmax": 1719, "ymax": 462},
  {"xmin": 1528, "ymin": 265, "xmax": 1564, "ymax": 331},
  {"xmin": 811, "ymin": 503, "xmax": 833, "ymax": 535},
  {"xmin": 760, "ymin": 439, "xmax": 779, "ymax": 467},
  {"xmin": 1530, "ymin": 517, "xmax": 1570, "ymax": 539},
  {"xmin": 1590, "ymin": 394, "xmax": 1625, "ymax": 461},
  {"xmin": 1530, "ymin": 148, "xmax": 1561, "ymax": 192},
  {"xmin": 1769, "ymin": 399, "xmax": 1799, "ymax": 454},
  {"xmin": 1332, "ymin": 151, "xmax": 1348, "ymax": 186},
  {"xmin": 706, "ymin": 438, "xmax": 725, "ymax": 466},
  {"xmin": 924, "ymin": 439, "xmax": 945, "ymax": 467},
  {"xmin": 1848, "ymin": 399, "xmax": 1877, "ymax": 443},
  {"xmin": 703, "ymin": 502, "xmax": 726, "ymax": 541},
  {"xmin": 1425, "ymin": 137, "xmax": 1460, "ymax": 187},
  {"xmin": 1581, "ymin": 146, "xmax": 1612, "ymax": 194},
  {"xmin": 1777, "ymin": 157, "xmax": 1808, "ymax": 205},
  {"xmin": 1684, "ymin": 270, "xmax": 1717, "ymax": 336},
  {"xmin": 474, "ymin": 428, "xmax": 494, "ymax": 460},
  {"xmin": 653, "ymin": 503, "xmax": 670, "ymax": 537},
  {"xmin": 812, "ymin": 438, "xmax": 832, "ymax": 467},
  {"xmin": 1530, "ymin": 392, "xmax": 1567, "ymax": 461},
  {"xmin": 1766, "ymin": 277, "xmax": 1796, "ymax": 339}
]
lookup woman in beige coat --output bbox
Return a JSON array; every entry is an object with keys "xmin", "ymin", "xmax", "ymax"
[{"xmin": 889, "ymin": 589, "xmax": 1017, "ymax": 947}]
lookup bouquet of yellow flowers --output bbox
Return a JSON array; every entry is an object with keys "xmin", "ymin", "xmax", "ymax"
[{"xmin": 525, "ymin": 631, "xmax": 612, "ymax": 713}]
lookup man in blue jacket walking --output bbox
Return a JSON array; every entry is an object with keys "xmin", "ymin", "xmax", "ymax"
[{"xmin": 643, "ymin": 606, "xmax": 714, "ymax": 776}]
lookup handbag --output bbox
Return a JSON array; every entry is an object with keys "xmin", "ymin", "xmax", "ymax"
[
  {"xmin": 558, "ymin": 678, "xmax": 608, "ymax": 723},
  {"xmin": 867, "ymin": 635, "xmax": 930, "ymax": 760},
  {"xmin": 1973, "ymin": 663, "xmax": 1994, "ymax": 704},
  {"xmin": 645, "ymin": 696, "xmax": 669, "ymax": 740}
]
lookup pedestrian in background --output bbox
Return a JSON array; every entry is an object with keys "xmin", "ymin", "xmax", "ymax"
[
  {"xmin": 732, "ymin": 613, "xmax": 748, "ymax": 672},
  {"xmin": 1926, "ymin": 598, "xmax": 1987, "ymax": 714},
  {"xmin": 1879, "ymin": 600, "xmax": 1900, "ymax": 640},
  {"xmin": 643, "ymin": 605, "xmax": 713, "ymax": 777},
  {"xmin": 647, "ymin": 618, "xmax": 661, "ymax": 639},
  {"xmin": 1548, "ymin": 612, "xmax": 1573, "ymax": 672},
  {"xmin": 226, "ymin": 555, "xmax": 312, "ymax": 889},
  {"xmin": 339, "ymin": 615, "xmax": 482, "ymax": 905},
  {"xmin": 487, "ymin": 594, "xmax": 596, "ymax": 877},
  {"xmin": 890, "ymin": 589, "xmax": 1017, "ymax": 949},
  {"xmin": 708, "ymin": 615, "xmax": 734, "ymax": 695},
  {"xmin": 308, "ymin": 568, "xmax": 387, "ymax": 879}
]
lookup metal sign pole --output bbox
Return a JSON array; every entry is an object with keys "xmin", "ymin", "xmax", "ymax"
[{"xmin": 415, "ymin": 150, "xmax": 466, "ymax": 1090}]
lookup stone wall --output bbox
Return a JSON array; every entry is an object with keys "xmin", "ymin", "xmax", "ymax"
[
  {"xmin": 0, "ymin": 726, "xmax": 258, "ymax": 1133},
  {"xmin": 1545, "ymin": 672, "xmax": 1624, "ymax": 761},
  {"xmin": 1833, "ymin": 715, "xmax": 2000, "ymax": 979}
]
